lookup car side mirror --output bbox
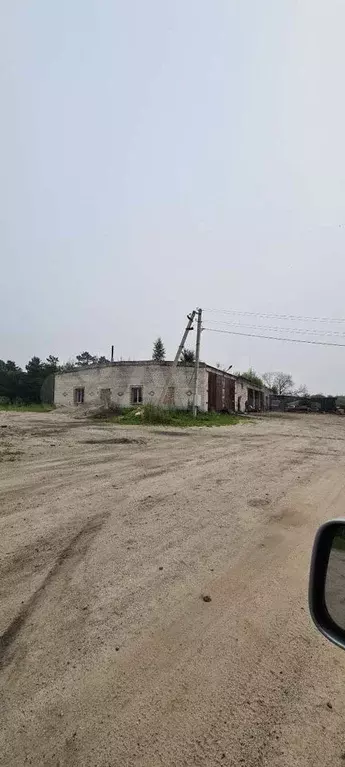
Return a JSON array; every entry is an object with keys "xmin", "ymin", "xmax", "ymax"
[{"xmin": 309, "ymin": 520, "xmax": 345, "ymax": 650}]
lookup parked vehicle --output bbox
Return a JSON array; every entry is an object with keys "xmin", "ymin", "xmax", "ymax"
[
  {"xmin": 309, "ymin": 520, "xmax": 345, "ymax": 650},
  {"xmin": 286, "ymin": 401, "xmax": 311, "ymax": 413}
]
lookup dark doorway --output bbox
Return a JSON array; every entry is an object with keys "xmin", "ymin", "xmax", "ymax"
[
  {"xmin": 208, "ymin": 372, "xmax": 223, "ymax": 411},
  {"xmin": 208, "ymin": 372, "xmax": 234, "ymax": 412},
  {"xmin": 224, "ymin": 377, "xmax": 235, "ymax": 412}
]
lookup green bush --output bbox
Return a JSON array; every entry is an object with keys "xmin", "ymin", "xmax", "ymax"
[
  {"xmin": 90, "ymin": 404, "xmax": 244, "ymax": 428},
  {"xmin": 92, "ymin": 403, "xmax": 124, "ymax": 419},
  {"xmin": 142, "ymin": 404, "xmax": 174, "ymax": 425}
]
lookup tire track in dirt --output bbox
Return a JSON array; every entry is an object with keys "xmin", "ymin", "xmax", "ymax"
[
  {"xmin": 2, "ymin": 411, "xmax": 345, "ymax": 766},
  {"xmin": 0, "ymin": 511, "xmax": 109, "ymax": 668}
]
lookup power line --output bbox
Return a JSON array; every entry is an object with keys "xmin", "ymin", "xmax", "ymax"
[
  {"xmin": 203, "ymin": 308, "xmax": 345, "ymax": 324},
  {"xmin": 205, "ymin": 319, "xmax": 345, "ymax": 337},
  {"xmin": 203, "ymin": 327, "xmax": 345, "ymax": 348}
]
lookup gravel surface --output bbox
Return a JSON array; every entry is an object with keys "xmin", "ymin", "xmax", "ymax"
[{"xmin": 1, "ymin": 410, "xmax": 345, "ymax": 766}]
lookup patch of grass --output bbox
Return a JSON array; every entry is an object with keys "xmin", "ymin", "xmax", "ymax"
[
  {"xmin": 93, "ymin": 404, "xmax": 245, "ymax": 428},
  {"xmin": 0, "ymin": 403, "xmax": 54, "ymax": 412}
]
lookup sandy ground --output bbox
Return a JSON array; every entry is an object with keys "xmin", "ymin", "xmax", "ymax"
[{"xmin": 1, "ymin": 411, "xmax": 345, "ymax": 766}]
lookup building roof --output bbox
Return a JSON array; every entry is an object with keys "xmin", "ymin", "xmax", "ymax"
[
  {"xmin": 55, "ymin": 360, "xmax": 271, "ymax": 391},
  {"xmin": 56, "ymin": 360, "xmax": 193, "ymax": 374}
]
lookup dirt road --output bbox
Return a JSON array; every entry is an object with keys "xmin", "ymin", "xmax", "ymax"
[{"xmin": 1, "ymin": 411, "xmax": 345, "ymax": 766}]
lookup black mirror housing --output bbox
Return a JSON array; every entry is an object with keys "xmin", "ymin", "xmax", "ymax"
[{"xmin": 309, "ymin": 519, "xmax": 345, "ymax": 650}]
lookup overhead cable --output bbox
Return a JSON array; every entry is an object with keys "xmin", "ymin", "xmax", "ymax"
[
  {"xmin": 203, "ymin": 308, "xmax": 345, "ymax": 324},
  {"xmin": 205, "ymin": 319, "xmax": 345, "ymax": 337},
  {"xmin": 203, "ymin": 327, "xmax": 345, "ymax": 348}
]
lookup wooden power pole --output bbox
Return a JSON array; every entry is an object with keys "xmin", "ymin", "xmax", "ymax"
[
  {"xmin": 192, "ymin": 308, "xmax": 202, "ymax": 417},
  {"xmin": 173, "ymin": 311, "xmax": 196, "ymax": 365},
  {"xmin": 158, "ymin": 310, "xmax": 196, "ymax": 406}
]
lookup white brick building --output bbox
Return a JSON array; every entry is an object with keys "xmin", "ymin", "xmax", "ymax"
[
  {"xmin": 54, "ymin": 361, "xmax": 270, "ymax": 413},
  {"xmin": 234, "ymin": 375, "xmax": 271, "ymax": 413}
]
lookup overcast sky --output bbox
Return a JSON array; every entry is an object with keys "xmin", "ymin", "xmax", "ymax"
[{"xmin": 2, "ymin": 1, "xmax": 345, "ymax": 393}]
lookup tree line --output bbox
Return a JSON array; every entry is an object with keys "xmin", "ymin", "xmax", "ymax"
[
  {"xmin": 0, "ymin": 356, "xmax": 60, "ymax": 404},
  {"xmin": 0, "ymin": 352, "xmax": 113, "ymax": 404},
  {"xmin": 0, "ymin": 341, "xmax": 196, "ymax": 404},
  {"xmin": 1, "ymin": 343, "xmax": 324, "ymax": 405}
]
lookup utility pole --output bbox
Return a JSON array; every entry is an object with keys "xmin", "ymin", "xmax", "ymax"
[
  {"xmin": 158, "ymin": 310, "xmax": 196, "ymax": 406},
  {"xmin": 173, "ymin": 311, "xmax": 196, "ymax": 364},
  {"xmin": 192, "ymin": 308, "xmax": 202, "ymax": 417}
]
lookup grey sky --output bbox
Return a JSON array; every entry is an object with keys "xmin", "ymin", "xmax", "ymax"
[{"xmin": 1, "ymin": 1, "xmax": 345, "ymax": 393}]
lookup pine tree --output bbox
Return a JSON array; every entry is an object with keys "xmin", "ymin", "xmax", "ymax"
[
  {"xmin": 152, "ymin": 337, "xmax": 165, "ymax": 362},
  {"xmin": 180, "ymin": 348, "xmax": 195, "ymax": 364},
  {"xmin": 75, "ymin": 351, "xmax": 97, "ymax": 366}
]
